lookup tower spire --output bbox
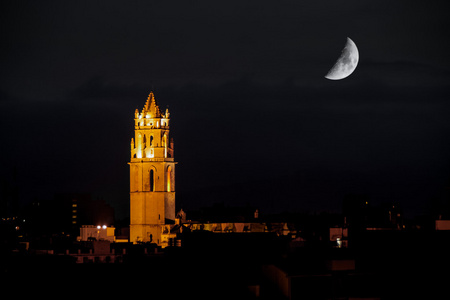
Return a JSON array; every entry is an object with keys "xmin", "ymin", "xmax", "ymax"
[{"xmin": 142, "ymin": 91, "xmax": 161, "ymax": 118}]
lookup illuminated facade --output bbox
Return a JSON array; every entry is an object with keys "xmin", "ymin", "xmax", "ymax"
[{"xmin": 129, "ymin": 92, "xmax": 176, "ymax": 245}]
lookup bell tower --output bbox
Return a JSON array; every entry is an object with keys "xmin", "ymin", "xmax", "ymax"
[{"xmin": 129, "ymin": 92, "xmax": 176, "ymax": 244}]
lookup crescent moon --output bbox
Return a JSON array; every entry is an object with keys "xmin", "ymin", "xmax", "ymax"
[{"xmin": 325, "ymin": 37, "xmax": 359, "ymax": 80}]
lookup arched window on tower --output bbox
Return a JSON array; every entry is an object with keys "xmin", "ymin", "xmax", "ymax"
[
  {"xmin": 163, "ymin": 134, "xmax": 167, "ymax": 158},
  {"xmin": 137, "ymin": 133, "xmax": 142, "ymax": 158},
  {"xmin": 150, "ymin": 169, "xmax": 155, "ymax": 192},
  {"xmin": 150, "ymin": 136, "xmax": 154, "ymax": 147},
  {"xmin": 167, "ymin": 166, "xmax": 172, "ymax": 192}
]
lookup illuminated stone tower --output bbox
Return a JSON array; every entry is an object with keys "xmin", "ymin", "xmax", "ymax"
[{"xmin": 129, "ymin": 92, "xmax": 176, "ymax": 244}]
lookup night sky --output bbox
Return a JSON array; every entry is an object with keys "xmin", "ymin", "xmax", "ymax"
[{"xmin": 1, "ymin": 1, "xmax": 450, "ymax": 219}]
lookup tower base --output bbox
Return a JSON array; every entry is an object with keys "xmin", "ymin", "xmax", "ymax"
[{"xmin": 130, "ymin": 224, "xmax": 162, "ymax": 244}]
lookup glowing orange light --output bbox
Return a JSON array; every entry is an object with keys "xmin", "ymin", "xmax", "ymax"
[{"xmin": 167, "ymin": 166, "xmax": 172, "ymax": 192}]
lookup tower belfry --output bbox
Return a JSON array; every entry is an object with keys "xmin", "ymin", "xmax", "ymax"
[{"xmin": 129, "ymin": 92, "xmax": 176, "ymax": 244}]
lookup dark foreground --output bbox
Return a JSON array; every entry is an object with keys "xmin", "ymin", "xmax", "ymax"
[{"xmin": 3, "ymin": 231, "xmax": 450, "ymax": 299}]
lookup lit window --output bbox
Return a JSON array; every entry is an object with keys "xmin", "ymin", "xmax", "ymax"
[{"xmin": 167, "ymin": 166, "xmax": 172, "ymax": 192}]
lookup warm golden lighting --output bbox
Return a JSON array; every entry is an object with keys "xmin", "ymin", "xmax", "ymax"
[
  {"xmin": 167, "ymin": 166, "xmax": 172, "ymax": 192},
  {"xmin": 129, "ymin": 92, "xmax": 176, "ymax": 246},
  {"xmin": 146, "ymin": 148, "xmax": 154, "ymax": 158}
]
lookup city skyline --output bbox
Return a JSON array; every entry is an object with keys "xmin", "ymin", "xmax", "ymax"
[{"xmin": 1, "ymin": 1, "xmax": 450, "ymax": 219}]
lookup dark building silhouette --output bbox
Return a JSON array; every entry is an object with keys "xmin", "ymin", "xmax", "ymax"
[{"xmin": 22, "ymin": 193, "xmax": 114, "ymax": 238}]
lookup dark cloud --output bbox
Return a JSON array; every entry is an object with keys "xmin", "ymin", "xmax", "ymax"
[
  {"xmin": 68, "ymin": 77, "xmax": 149, "ymax": 102},
  {"xmin": 1, "ymin": 74, "xmax": 449, "ymax": 218},
  {"xmin": 0, "ymin": 89, "xmax": 18, "ymax": 103}
]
